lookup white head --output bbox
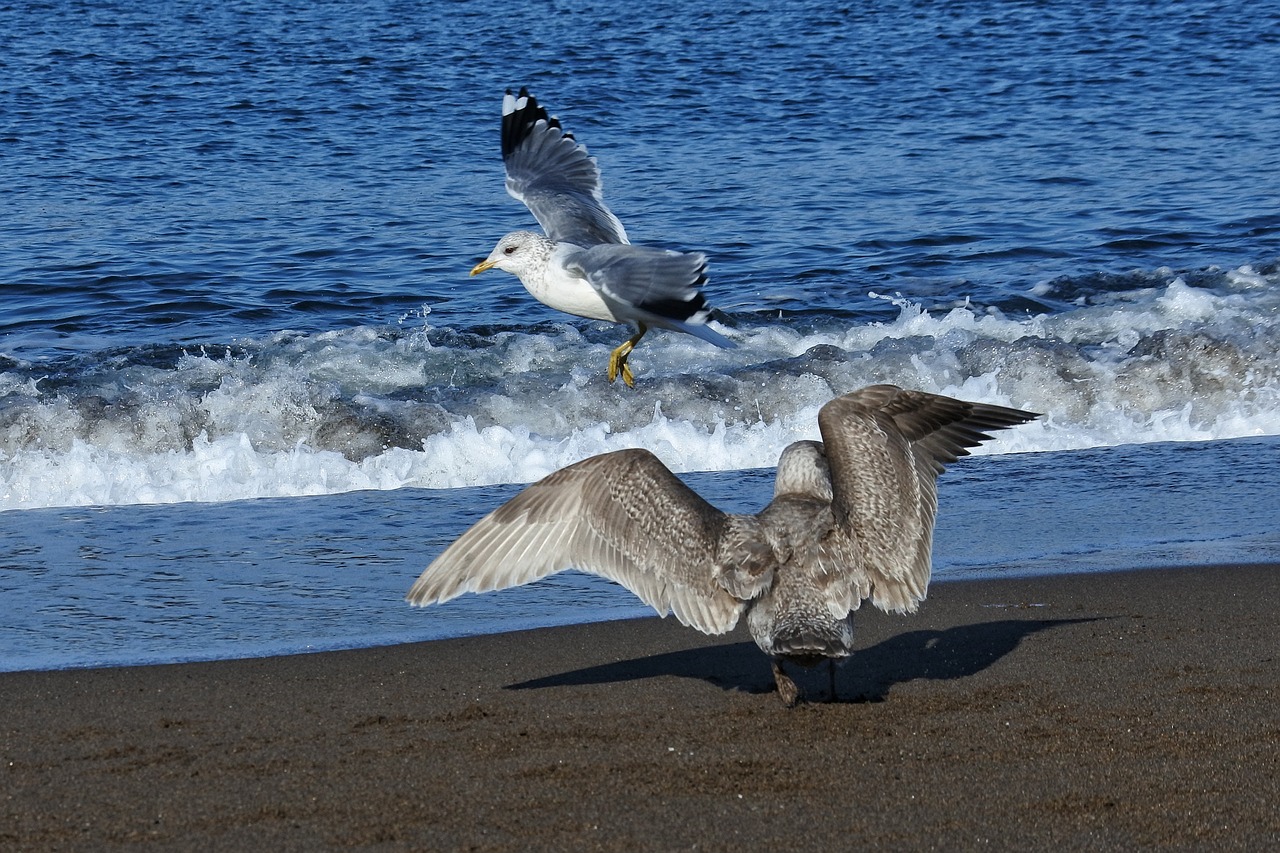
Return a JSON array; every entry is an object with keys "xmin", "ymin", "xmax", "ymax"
[
  {"xmin": 774, "ymin": 440, "xmax": 832, "ymax": 502},
  {"xmin": 470, "ymin": 230, "xmax": 553, "ymax": 280}
]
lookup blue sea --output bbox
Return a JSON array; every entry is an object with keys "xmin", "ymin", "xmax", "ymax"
[{"xmin": 2, "ymin": 0, "xmax": 1278, "ymax": 672}]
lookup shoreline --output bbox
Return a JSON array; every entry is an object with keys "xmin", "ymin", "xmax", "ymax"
[{"xmin": 3, "ymin": 563, "xmax": 1277, "ymax": 849}]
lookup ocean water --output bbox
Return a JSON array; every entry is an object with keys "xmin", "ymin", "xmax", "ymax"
[{"xmin": 2, "ymin": 0, "xmax": 1278, "ymax": 671}]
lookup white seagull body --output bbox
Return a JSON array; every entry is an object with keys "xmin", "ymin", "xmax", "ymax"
[
  {"xmin": 470, "ymin": 88, "xmax": 734, "ymax": 387},
  {"xmin": 407, "ymin": 385, "xmax": 1038, "ymax": 705}
]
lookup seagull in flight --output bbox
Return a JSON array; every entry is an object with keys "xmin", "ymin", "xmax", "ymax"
[
  {"xmin": 469, "ymin": 88, "xmax": 735, "ymax": 387},
  {"xmin": 408, "ymin": 385, "xmax": 1039, "ymax": 705}
]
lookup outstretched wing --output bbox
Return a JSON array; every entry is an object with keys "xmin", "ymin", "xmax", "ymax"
[
  {"xmin": 500, "ymin": 88, "xmax": 629, "ymax": 248},
  {"xmin": 406, "ymin": 449, "xmax": 746, "ymax": 635},
  {"xmin": 818, "ymin": 385, "xmax": 1038, "ymax": 614}
]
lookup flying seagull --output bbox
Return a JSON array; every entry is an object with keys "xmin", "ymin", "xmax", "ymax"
[
  {"xmin": 407, "ymin": 385, "xmax": 1038, "ymax": 705},
  {"xmin": 469, "ymin": 88, "xmax": 735, "ymax": 387}
]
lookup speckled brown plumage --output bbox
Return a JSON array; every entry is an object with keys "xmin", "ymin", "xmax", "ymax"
[{"xmin": 407, "ymin": 385, "xmax": 1038, "ymax": 705}]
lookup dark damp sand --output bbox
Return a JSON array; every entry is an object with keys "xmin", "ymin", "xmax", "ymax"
[{"xmin": 2, "ymin": 565, "xmax": 1277, "ymax": 851}]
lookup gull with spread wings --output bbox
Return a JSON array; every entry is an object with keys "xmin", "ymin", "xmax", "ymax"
[
  {"xmin": 469, "ymin": 88, "xmax": 735, "ymax": 387},
  {"xmin": 408, "ymin": 385, "xmax": 1038, "ymax": 705}
]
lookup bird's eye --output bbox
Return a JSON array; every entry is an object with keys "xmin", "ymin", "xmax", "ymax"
[{"xmin": 503, "ymin": 246, "xmax": 516, "ymax": 255}]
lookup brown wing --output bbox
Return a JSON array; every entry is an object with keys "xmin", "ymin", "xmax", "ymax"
[
  {"xmin": 817, "ymin": 385, "xmax": 1038, "ymax": 614},
  {"xmin": 406, "ymin": 449, "xmax": 746, "ymax": 635}
]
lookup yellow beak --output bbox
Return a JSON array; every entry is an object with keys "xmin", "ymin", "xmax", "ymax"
[{"xmin": 470, "ymin": 258, "xmax": 497, "ymax": 276}]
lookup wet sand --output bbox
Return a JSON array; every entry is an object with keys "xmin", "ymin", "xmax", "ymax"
[{"xmin": 2, "ymin": 564, "xmax": 1277, "ymax": 850}]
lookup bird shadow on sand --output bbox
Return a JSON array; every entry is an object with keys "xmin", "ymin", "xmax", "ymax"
[{"xmin": 506, "ymin": 618, "xmax": 1097, "ymax": 703}]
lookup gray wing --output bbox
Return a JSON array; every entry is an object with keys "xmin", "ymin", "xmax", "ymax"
[
  {"xmin": 406, "ymin": 449, "xmax": 746, "ymax": 635},
  {"xmin": 500, "ymin": 88, "xmax": 629, "ymax": 248},
  {"xmin": 567, "ymin": 243, "xmax": 734, "ymax": 347},
  {"xmin": 817, "ymin": 385, "xmax": 1039, "ymax": 614}
]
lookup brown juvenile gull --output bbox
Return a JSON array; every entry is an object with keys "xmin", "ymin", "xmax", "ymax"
[
  {"xmin": 407, "ymin": 385, "xmax": 1038, "ymax": 705},
  {"xmin": 468, "ymin": 87, "xmax": 735, "ymax": 387}
]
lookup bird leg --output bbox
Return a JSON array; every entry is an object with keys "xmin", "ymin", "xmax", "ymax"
[
  {"xmin": 827, "ymin": 659, "xmax": 839, "ymax": 703},
  {"xmin": 771, "ymin": 660, "xmax": 801, "ymax": 707},
  {"xmin": 607, "ymin": 323, "xmax": 647, "ymax": 388}
]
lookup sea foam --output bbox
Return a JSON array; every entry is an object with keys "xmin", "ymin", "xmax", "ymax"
[{"xmin": 2, "ymin": 267, "xmax": 1277, "ymax": 510}]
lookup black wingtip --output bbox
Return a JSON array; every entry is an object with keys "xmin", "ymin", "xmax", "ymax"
[{"xmin": 500, "ymin": 87, "xmax": 571, "ymax": 159}]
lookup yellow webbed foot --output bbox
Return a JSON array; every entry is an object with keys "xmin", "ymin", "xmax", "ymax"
[
  {"xmin": 606, "ymin": 325, "xmax": 646, "ymax": 388},
  {"xmin": 607, "ymin": 348, "xmax": 631, "ymax": 385}
]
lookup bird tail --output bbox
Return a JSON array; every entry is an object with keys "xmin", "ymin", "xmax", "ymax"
[
  {"xmin": 665, "ymin": 314, "xmax": 736, "ymax": 349},
  {"xmin": 770, "ymin": 624, "xmax": 854, "ymax": 666}
]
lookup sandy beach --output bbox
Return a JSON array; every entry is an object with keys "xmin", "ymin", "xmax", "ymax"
[{"xmin": 3, "ymin": 564, "xmax": 1276, "ymax": 850}]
